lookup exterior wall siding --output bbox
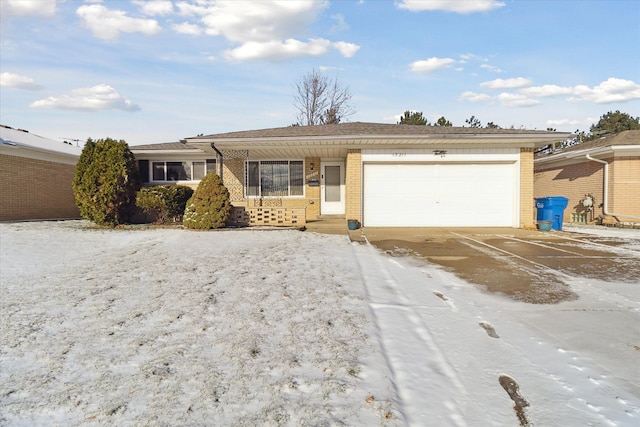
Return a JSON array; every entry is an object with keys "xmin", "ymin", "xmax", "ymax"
[{"xmin": 0, "ymin": 153, "xmax": 80, "ymax": 221}]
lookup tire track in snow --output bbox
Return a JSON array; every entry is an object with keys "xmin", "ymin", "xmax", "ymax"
[{"xmin": 353, "ymin": 242, "xmax": 468, "ymax": 426}]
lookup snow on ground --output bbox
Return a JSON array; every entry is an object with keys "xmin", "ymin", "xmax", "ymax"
[{"xmin": 1, "ymin": 221, "xmax": 639, "ymax": 426}]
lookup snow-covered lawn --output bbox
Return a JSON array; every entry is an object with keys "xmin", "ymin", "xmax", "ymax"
[{"xmin": 1, "ymin": 221, "xmax": 638, "ymax": 426}]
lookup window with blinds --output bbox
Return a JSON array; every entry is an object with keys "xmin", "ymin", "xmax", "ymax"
[{"xmin": 246, "ymin": 160, "xmax": 304, "ymax": 197}]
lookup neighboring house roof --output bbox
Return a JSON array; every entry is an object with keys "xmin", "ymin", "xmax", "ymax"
[
  {"xmin": 0, "ymin": 124, "xmax": 82, "ymax": 165},
  {"xmin": 131, "ymin": 141, "xmax": 201, "ymax": 151},
  {"xmin": 0, "ymin": 124, "xmax": 82, "ymax": 159},
  {"xmin": 535, "ymin": 130, "xmax": 640, "ymax": 165}
]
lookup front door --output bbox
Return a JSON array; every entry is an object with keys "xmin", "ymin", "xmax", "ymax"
[{"xmin": 321, "ymin": 161, "xmax": 345, "ymax": 215}]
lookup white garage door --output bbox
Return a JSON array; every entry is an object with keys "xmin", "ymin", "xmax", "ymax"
[{"xmin": 363, "ymin": 163, "xmax": 516, "ymax": 227}]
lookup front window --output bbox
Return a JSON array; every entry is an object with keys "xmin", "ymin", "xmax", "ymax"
[
  {"xmin": 245, "ymin": 160, "xmax": 304, "ymax": 197},
  {"xmin": 150, "ymin": 159, "xmax": 216, "ymax": 182}
]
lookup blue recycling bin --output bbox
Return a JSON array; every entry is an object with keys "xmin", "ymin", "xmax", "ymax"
[{"xmin": 535, "ymin": 196, "xmax": 569, "ymax": 231}]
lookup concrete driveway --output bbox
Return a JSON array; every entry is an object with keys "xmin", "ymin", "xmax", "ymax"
[{"xmin": 358, "ymin": 227, "xmax": 640, "ymax": 304}]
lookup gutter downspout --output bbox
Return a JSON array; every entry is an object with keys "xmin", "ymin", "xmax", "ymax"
[
  {"xmin": 585, "ymin": 154, "xmax": 640, "ymax": 221},
  {"xmin": 210, "ymin": 143, "xmax": 223, "ymax": 182}
]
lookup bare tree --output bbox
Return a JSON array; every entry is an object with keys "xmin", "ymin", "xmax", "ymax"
[{"xmin": 294, "ymin": 69, "xmax": 354, "ymax": 126}]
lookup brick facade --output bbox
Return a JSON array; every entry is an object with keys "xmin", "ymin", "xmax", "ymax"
[
  {"xmin": 0, "ymin": 153, "xmax": 80, "ymax": 221},
  {"xmin": 345, "ymin": 149, "xmax": 362, "ymax": 222},
  {"xmin": 609, "ymin": 156, "xmax": 640, "ymax": 218},
  {"xmin": 519, "ymin": 148, "xmax": 534, "ymax": 228},
  {"xmin": 534, "ymin": 156, "xmax": 640, "ymax": 224}
]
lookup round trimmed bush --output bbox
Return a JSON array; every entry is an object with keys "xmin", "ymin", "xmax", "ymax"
[{"xmin": 183, "ymin": 173, "xmax": 231, "ymax": 229}]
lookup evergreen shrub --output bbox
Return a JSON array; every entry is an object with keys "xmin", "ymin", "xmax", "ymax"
[
  {"xmin": 72, "ymin": 138, "xmax": 138, "ymax": 226},
  {"xmin": 183, "ymin": 173, "xmax": 231, "ymax": 230},
  {"xmin": 136, "ymin": 185, "xmax": 194, "ymax": 224}
]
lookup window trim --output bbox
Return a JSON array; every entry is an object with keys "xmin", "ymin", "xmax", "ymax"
[{"xmin": 244, "ymin": 159, "xmax": 305, "ymax": 198}]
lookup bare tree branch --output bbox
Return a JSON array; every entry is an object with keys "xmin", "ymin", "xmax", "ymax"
[{"xmin": 294, "ymin": 69, "xmax": 354, "ymax": 126}]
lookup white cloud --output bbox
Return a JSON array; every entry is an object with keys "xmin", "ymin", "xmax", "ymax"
[
  {"xmin": 173, "ymin": 22, "xmax": 203, "ymax": 36},
  {"xmin": 174, "ymin": 1, "xmax": 354, "ymax": 61},
  {"xmin": 0, "ymin": 72, "xmax": 44, "ymax": 90},
  {"xmin": 459, "ymin": 53, "xmax": 490, "ymax": 63},
  {"xmin": 330, "ymin": 14, "xmax": 349, "ymax": 33},
  {"xmin": 410, "ymin": 57, "xmax": 456, "ymax": 73},
  {"xmin": 459, "ymin": 91, "xmax": 491, "ymax": 102},
  {"xmin": 480, "ymin": 63, "xmax": 503, "ymax": 73},
  {"xmin": 76, "ymin": 4, "xmax": 161, "ymax": 40},
  {"xmin": 0, "ymin": 0, "xmax": 56, "ymax": 18},
  {"xmin": 497, "ymin": 92, "xmax": 540, "ymax": 107},
  {"xmin": 520, "ymin": 84, "xmax": 574, "ymax": 97},
  {"xmin": 225, "ymin": 38, "xmax": 331, "ymax": 61},
  {"xmin": 547, "ymin": 118, "xmax": 583, "ymax": 127},
  {"xmin": 30, "ymin": 84, "xmax": 140, "ymax": 112},
  {"xmin": 521, "ymin": 78, "xmax": 640, "ymax": 103},
  {"xmin": 134, "ymin": 0, "xmax": 173, "ymax": 16},
  {"xmin": 481, "ymin": 77, "xmax": 532, "ymax": 89},
  {"xmin": 578, "ymin": 78, "xmax": 640, "ymax": 104},
  {"xmin": 329, "ymin": 13, "xmax": 349, "ymax": 33},
  {"xmin": 198, "ymin": 1, "xmax": 327, "ymax": 43},
  {"xmin": 459, "ymin": 90, "xmax": 539, "ymax": 107},
  {"xmin": 397, "ymin": 0, "xmax": 506, "ymax": 13},
  {"xmin": 332, "ymin": 41, "xmax": 360, "ymax": 58}
]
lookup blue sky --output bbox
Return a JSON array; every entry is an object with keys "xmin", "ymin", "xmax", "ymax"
[{"xmin": 1, "ymin": 0, "xmax": 639, "ymax": 145}]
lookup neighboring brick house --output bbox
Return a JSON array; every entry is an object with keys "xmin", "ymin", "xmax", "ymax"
[
  {"xmin": 132, "ymin": 122, "xmax": 569, "ymax": 228},
  {"xmin": 534, "ymin": 130, "xmax": 640, "ymax": 225},
  {"xmin": 0, "ymin": 125, "xmax": 82, "ymax": 221}
]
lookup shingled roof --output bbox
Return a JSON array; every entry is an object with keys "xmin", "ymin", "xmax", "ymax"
[
  {"xmin": 131, "ymin": 141, "xmax": 201, "ymax": 151},
  {"xmin": 188, "ymin": 122, "xmax": 560, "ymax": 140},
  {"xmin": 555, "ymin": 130, "xmax": 640, "ymax": 154}
]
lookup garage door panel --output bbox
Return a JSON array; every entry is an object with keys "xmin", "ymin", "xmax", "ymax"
[{"xmin": 363, "ymin": 163, "xmax": 515, "ymax": 227}]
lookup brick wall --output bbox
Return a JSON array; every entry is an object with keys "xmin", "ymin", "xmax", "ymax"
[
  {"xmin": 609, "ymin": 156, "xmax": 640, "ymax": 218},
  {"xmin": 305, "ymin": 157, "xmax": 320, "ymax": 219},
  {"xmin": 534, "ymin": 158, "xmax": 605, "ymax": 223},
  {"xmin": 345, "ymin": 149, "xmax": 362, "ymax": 222},
  {"xmin": 519, "ymin": 148, "xmax": 534, "ymax": 227},
  {"xmin": 0, "ymin": 153, "xmax": 80, "ymax": 221}
]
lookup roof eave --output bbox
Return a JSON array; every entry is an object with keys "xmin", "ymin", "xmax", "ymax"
[{"xmin": 186, "ymin": 132, "xmax": 571, "ymax": 148}]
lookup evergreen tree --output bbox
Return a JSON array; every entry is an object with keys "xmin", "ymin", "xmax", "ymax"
[
  {"xmin": 183, "ymin": 173, "xmax": 231, "ymax": 229},
  {"xmin": 589, "ymin": 110, "xmax": 640, "ymax": 137},
  {"xmin": 435, "ymin": 116, "xmax": 452, "ymax": 127},
  {"xmin": 398, "ymin": 110, "xmax": 429, "ymax": 125},
  {"xmin": 465, "ymin": 115, "xmax": 482, "ymax": 128},
  {"xmin": 72, "ymin": 138, "xmax": 138, "ymax": 226}
]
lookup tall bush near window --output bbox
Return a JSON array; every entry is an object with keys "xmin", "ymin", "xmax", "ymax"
[
  {"xmin": 73, "ymin": 138, "xmax": 139, "ymax": 226},
  {"xmin": 183, "ymin": 173, "xmax": 231, "ymax": 229}
]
